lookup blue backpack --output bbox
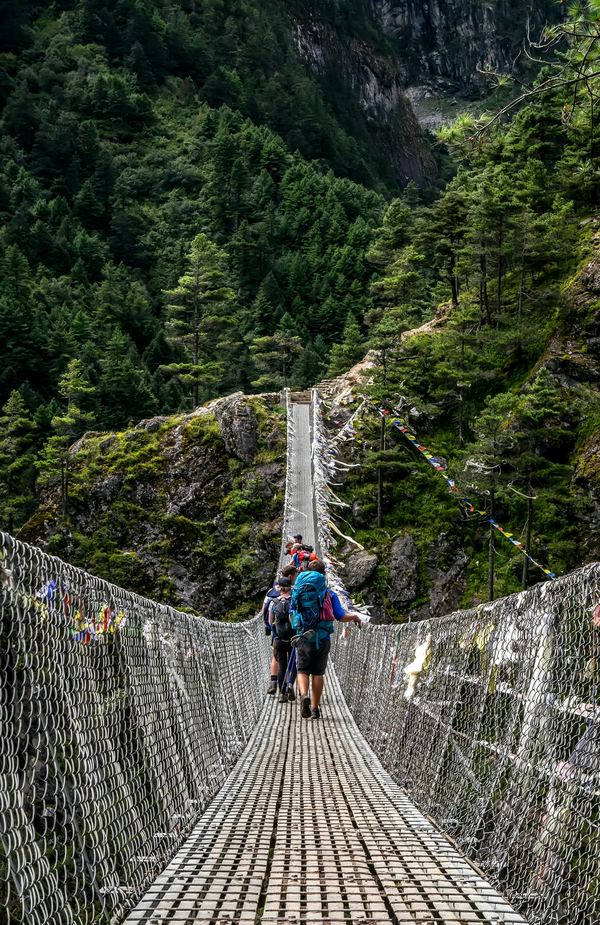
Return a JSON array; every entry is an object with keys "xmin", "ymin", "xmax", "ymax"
[{"xmin": 291, "ymin": 572, "xmax": 333, "ymax": 648}]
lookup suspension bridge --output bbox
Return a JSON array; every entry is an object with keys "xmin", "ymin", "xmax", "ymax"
[{"xmin": 1, "ymin": 391, "xmax": 599, "ymax": 925}]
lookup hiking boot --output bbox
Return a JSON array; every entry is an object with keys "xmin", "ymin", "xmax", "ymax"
[
  {"xmin": 278, "ymin": 692, "xmax": 288, "ymax": 703},
  {"xmin": 300, "ymin": 696, "xmax": 311, "ymax": 718},
  {"xmin": 311, "ymin": 707, "xmax": 321, "ymax": 720},
  {"xmin": 266, "ymin": 681, "xmax": 277, "ymax": 695},
  {"xmin": 287, "ymin": 689, "xmax": 296, "ymax": 702}
]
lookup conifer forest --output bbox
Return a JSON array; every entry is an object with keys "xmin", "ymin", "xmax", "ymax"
[{"xmin": 2, "ymin": 0, "xmax": 600, "ymax": 617}]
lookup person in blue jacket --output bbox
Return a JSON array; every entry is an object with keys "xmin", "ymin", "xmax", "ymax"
[{"xmin": 292, "ymin": 559, "xmax": 362, "ymax": 719}]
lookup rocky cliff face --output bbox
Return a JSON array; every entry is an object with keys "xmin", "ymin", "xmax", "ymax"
[
  {"xmin": 368, "ymin": 0, "xmax": 560, "ymax": 91},
  {"xmin": 292, "ymin": 2, "xmax": 556, "ymax": 182},
  {"xmin": 292, "ymin": 14, "xmax": 437, "ymax": 184},
  {"xmin": 21, "ymin": 394, "xmax": 286, "ymax": 620}
]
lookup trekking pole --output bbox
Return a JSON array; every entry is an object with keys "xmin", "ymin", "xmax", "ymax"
[{"xmin": 283, "ymin": 648, "xmax": 296, "ymax": 691}]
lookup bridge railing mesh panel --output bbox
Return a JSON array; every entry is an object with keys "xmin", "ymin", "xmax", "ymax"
[
  {"xmin": 0, "ymin": 531, "xmax": 266, "ymax": 925},
  {"xmin": 311, "ymin": 392, "xmax": 600, "ymax": 924},
  {"xmin": 332, "ymin": 568, "xmax": 600, "ymax": 925}
]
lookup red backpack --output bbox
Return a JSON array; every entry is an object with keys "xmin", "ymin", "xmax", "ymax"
[{"xmin": 321, "ymin": 590, "xmax": 334, "ymax": 621}]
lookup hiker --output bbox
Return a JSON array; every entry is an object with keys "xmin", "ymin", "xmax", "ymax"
[
  {"xmin": 292, "ymin": 558, "xmax": 362, "ymax": 720},
  {"xmin": 269, "ymin": 576, "xmax": 296, "ymax": 702},
  {"xmin": 290, "ymin": 543, "xmax": 305, "ymax": 570},
  {"xmin": 292, "ymin": 541, "xmax": 316, "ymax": 570},
  {"xmin": 264, "ymin": 564, "xmax": 297, "ymax": 694},
  {"xmin": 303, "ymin": 544, "xmax": 318, "ymax": 564}
]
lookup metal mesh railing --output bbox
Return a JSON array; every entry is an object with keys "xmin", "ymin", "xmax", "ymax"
[
  {"xmin": 311, "ymin": 391, "xmax": 600, "ymax": 923},
  {"xmin": 5, "ymin": 390, "xmax": 600, "ymax": 925},
  {"xmin": 332, "ymin": 571, "xmax": 600, "ymax": 925},
  {"xmin": 0, "ymin": 531, "xmax": 266, "ymax": 925}
]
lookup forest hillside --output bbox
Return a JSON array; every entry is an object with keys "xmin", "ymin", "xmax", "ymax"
[{"xmin": 2, "ymin": 1, "xmax": 600, "ymax": 618}]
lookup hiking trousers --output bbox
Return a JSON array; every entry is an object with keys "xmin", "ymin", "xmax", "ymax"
[{"xmin": 273, "ymin": 638, "xmax": 294, "ymax": 691}]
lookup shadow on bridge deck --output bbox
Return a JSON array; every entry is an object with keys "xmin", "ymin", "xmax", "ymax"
[{"xmin": 124, "ymin": 667, "xmax": 526, "ymax": 925}]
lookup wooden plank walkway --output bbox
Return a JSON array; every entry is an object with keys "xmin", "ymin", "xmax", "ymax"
[{"xmin": 124, "ymin": 668, "xmax": 527, "ymax": 925}]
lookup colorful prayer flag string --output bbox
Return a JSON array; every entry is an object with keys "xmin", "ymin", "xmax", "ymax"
[{"xmin": 372, "ymin": 403, "xmax": 557, "ymax": 580}]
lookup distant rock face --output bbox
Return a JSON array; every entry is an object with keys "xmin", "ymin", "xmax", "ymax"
[
  {"xmin": 424, "ymin": 532, "xmax": 468, "ymax": 617},
  {"xmin": 369, "ymin": 1, "xmax": 559, "ymax": 90},
  {"xmin": 337, "ymin": 522, "xmax": 468, "ymax": 621},
  {"xmin": 344, "ymin": 550, "xmax": 379, "ymax": 590},
  {"xmin": 388, "ymin": 533, "xmax": 418, "ymax": 605},
  {"xmin": 292, "ymin": 18, "xmax": 436, "ymax": 184},
  {"xmin": 579, "ymin": 256, "xmax": 600, "ymax": 295},
  {"xmin": 211, "ymin": 392, "xmax": 259, "ymax": 465},
  {"xmin": 294, "ymin": 2, "xmax": 557, "ymax": 173}
]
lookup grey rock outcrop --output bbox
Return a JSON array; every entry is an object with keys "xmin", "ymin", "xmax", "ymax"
[
  {"xmin": 344, "ymin": 550, "xmax": 379, "ymax": 591},
  {"xmin": 22, "ymin": 394, "xmax": 285, "ymax": 620},
  {"xmin": 388, "ymin": 533, "xmax": 418, "ymax": 605},
  {"xmin": 425, "ymin": 532, "xmax": 468, "ymax": 617},
  {"xmin": 369, "ymin": 1, "xmax": 559, "ymax": 91},
  {"xmin": 580, "ymin": 256, "xmax": 600, "ymax": 295},
  {"xmin": 211, "ymin": 393, "xmax": 258, "ymax": 465}
]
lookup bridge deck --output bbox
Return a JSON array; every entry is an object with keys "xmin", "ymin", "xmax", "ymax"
[
  {"xmin": 125, "ymin": 669, "xmax": 526, "ymax": 925},
  {"xmin": 123, "ymin": 398, "xmax": 526, "ymax": 924},
  {"xmin": 287, "ymin": 401, "xmax": 317, "ymax": 550}
]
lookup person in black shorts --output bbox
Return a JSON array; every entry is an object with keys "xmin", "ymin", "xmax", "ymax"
[
  {"xmin": 269, "ymin": 576, "xmax": 296, "ymax": 702},
  {"xmin": 295, "ymin": 559, "xmax": 362, "ymax": 720}
]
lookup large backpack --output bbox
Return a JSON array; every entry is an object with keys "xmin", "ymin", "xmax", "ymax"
[
  {"xmin": 262, "ymin": 587, "xmax": 279, "ymax": 631},
  {"xmin": 291, "ymin": 572, "xmax": 333, "ymax": 647},
  {"xmin": 271, "ymin": 596, "xmax": 293, "ymax": 642}
]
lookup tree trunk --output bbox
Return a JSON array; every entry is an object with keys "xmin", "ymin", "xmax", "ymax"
[
  {"xmin": 496, "ymin": 219, "xmax": 504, "ymax": 317},
  {"xmin": 488, "ymin": 483, "xmax": 495, "ymax": 602},
  {"xmin": 62, "ymin": 456, "xmax": 69, "ymax": 519},
  {"xmin": 377, "ymin": 416, "xmax": 385, "ymax": 528},
  {"xmin": 449, "ymin": 251, "xmax": 459, "ymax": 307},
  {"xmin": 193, "ymin": 303, "xmax": 200, "ymax": 408},
  {"xmin": 517, "ymin": 262, "xmax": 526, "ymax": 349},
  {"xmin": 480, "ymin": 251, "xmax": 491, "ymax": 325}
]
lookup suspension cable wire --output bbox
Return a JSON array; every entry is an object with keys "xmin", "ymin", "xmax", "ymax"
[
  {"xmin": 315, "ymin": 395, "xmax": 600, "ymax": 925},
  {"xmin": 0, "ymin": 531, "xmax": 266, "ymax": 924},
  {"xmin": 311, "ymin": 389, "xmax": 370, "ymax": 621}
]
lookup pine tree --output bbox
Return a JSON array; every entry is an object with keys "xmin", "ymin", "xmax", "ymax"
[
  {"xmin": 291, "ymin": 336, "xmax": 328, "ymax": 388},
  {"xmin": 162, "ymin": 234, "xmax": 236, "ymax": 407},
  {"xmin": 249, "ymin": 330, "xmax": 302, "ymax": 391},
  {"xmin": 0, "ymin": 391, "xmax": 36, "ymax": 531},
  {"xmin": 326, "ymin": 313, "xmax": 365, "ymax": 378},
  {"xmin": 98, "ymin": 329, "xmax": 157, "ymax": 427},
  {"xmin": 37, "ymin": 360, "xmax": 96, "ymax": 516}
]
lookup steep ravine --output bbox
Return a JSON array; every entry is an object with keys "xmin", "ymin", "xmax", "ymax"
[
  {"xmin": 292, "ymin": 12, "xmax": 437, "ymax": 183},
  {"xmin": 292, "ymin": 1, "xmax": 558, "ymax": 181}
]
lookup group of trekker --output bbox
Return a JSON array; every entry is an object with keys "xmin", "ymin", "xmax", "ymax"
[{"xmin": 262, "ymin": 534, "xmax": 363, "ymax": 720}]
